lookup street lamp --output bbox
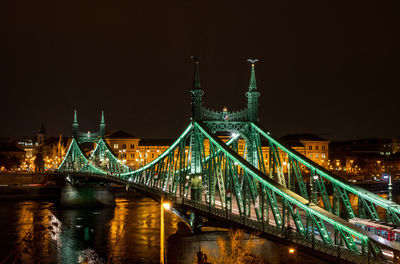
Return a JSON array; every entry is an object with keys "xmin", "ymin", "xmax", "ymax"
[
  {"xmin": 160, "ymin": 197, "xmax": 171, "ymax": 264},
  {"xmin": 163, "ymin": 202, "xmax": 171, "ymax": 210}
]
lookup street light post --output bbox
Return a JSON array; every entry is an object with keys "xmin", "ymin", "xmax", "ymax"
[{"xmin": 160, "ymin": 197, "xmax": 171, "ymax": 264}]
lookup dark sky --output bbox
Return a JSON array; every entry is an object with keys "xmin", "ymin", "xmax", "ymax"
[{"xmin": 1, "ymin": 0, "xmax": 399, "ymax": 141}]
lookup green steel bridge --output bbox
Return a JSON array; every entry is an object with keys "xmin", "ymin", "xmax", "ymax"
[{"xmin": 58, "ymin": 58, "xmax": 400, "ymax": 263}]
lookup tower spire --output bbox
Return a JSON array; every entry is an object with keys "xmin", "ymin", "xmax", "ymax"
[
  {"xmin": 247, "ymin": 59, "xmax": 258, "ymax": 91},
  {"xmin": 246, "ymin": 59, "xmax": 260, "ymax": 122},
  {"xmin": 99, "ymin": 111, "xmax": 106, "ymax": 138},
  {"xmin": 190, "ymin": 56, "xmax": 204, "ymax": 121},
  {"xmin": 72, "ymin": 110, "xmax": 79, "ymax": 138},
  {"xmin": 101, "ymin": 111, "xmax": 105, "ymax": 124},
  {"xmin": 73, "ymin": 110, "xmax": 78, "ymax": 125},
  {"xmin": 191, "ymin": 56, "xmax": 201, "ymax": 89}
]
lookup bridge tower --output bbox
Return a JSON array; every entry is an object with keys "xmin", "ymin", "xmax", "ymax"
[
  {"xmin": 189, "ymin": 57, "xmax": 205, "ymax": 206},
  {"xmin": 71, "ymin": 111, "xmax": 107, "ymax": 144},
  {"xmin": 187, "ymin": 57, "xmax": 264, "ymax": 220}
]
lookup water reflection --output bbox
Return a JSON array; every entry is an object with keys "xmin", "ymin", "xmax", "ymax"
[
  {"xmin": 3, "ymin": 191, "xmax": 395, "ymax": 263},
  {"xmin": 0, "ymin": 194, "xmax": 180, "ymax": 264}
]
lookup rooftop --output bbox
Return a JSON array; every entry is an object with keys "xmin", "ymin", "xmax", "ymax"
[
  {"xmin": 280, "ymin": 133, "xmax": 328, "ymax": 142},
  {"xmin": 106, "ymin": 130, "xmax": 138, "ymax": 139}
]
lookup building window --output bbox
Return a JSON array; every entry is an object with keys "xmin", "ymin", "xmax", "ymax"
[
  {"xmin": 114, "ymin": 144, "xmax": 118, "ymax": 149},
  {"xmin": 152, "ymin": 153, "xmax": 154, "ymax": 158},
  {"xmin": 322, "ymin": 146, "xmax": 325, "ymax": 150},
  {"xmin": 315, "ymin": 154, "xmax": 319, "ymax": 158},
  {"xmin": 321, "ymin": 153, "xmax": 326, "ymax": 158},
  {"xmin": 130, "ymin": 153, "xmax": 135, "ymax": 158},
  {"xmin": 239, "ymin": 145, "xmax": 244, "ymax": 150},
  {"xmin": 309, "ymin": 154, "xmax": 313, "ymax": 158},
  {"xmin": 315, "ymin": 146, "xmax": 319, "ymax": 150},
  {"xmin": 309, "ymin": 146, "xmax": 312, "ymax": 150},
  {"xmin": 122, "ymin": 144, "xmax": 126, "ymax": 149},
  {"xmin": 130, "ymin": 144, "xmax": 135, "ymax": 149}
]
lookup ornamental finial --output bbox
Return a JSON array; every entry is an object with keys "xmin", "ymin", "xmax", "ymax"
[
  {"xmin": 247, "ymin": 59, "xmax": 258, "ymax": 91},
  {"xmin": 247, "ymin": 58, "xmax": 259, "ymax": 66}
]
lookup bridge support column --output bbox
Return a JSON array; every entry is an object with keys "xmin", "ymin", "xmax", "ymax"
[
  {"xmin": 188, "ymin": 174, "xmax": 204, "ymax": 231},
  {"xmin": 190, "ymin": 174, "xmax": 203, "ymax": 202}
]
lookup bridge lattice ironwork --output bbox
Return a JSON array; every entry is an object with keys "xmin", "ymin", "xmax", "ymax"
[{"xmin": 58, "ymin": 58, "xmax": 400, "ymax": 263}]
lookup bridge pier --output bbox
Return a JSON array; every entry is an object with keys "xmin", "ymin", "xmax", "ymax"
[
  {"xmin": 167, "ymin": 226, "xmax": 282, "ymax": 264},
  {"xmin": 60, "ymin": 182, "xmax": 115, "ymax": 207}
]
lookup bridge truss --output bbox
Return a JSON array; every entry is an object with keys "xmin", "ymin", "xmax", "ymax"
[{"xmin": 58, "ymin": 59, "xmax": 400, "ymax": 263}]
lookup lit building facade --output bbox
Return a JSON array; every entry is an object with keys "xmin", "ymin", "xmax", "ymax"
[
  {"xmin": 278, "ymin": 134, "xmax": 329, "ymax": 168},
  {"xmin": 105, "ymin": 131, "xmax": 140, "ymax": 169},
  {"xmin": 104, "ymin": 131, "xmax": 329, "ymax": 172}
]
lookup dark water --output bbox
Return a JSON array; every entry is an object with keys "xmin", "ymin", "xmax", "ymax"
[
  {"xmin": 0, "ymin": 186, "xmax": 398, "ymax": 264},
  {"xmin": 0, "ymin": 194, "xmax": 181, "ymax": 264}
]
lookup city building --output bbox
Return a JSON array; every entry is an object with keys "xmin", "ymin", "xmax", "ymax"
[
  {"xmin": 16, "ymin": 138, "xmax": 35, "ymax": 159},
  {"xmin": 279, "ymin": 134, "xmax": 329, "ymax": 168},
  {"xmin": 105, "ymin": 130, "xmax": 140, "ymax": 168},
  {"xmin": 104, "ymin": 130, "xmax": 330, "ymax": 172},
  {"xmin": 0, "ymin": 144, "xmax": 25, "ymax": 171},
  {"xmin": 329, "ymin": 137, "xmax": 400, "ymax": 180},
  {"xmin": 40, "ymin": 135, "xmax": 68, "ymax": 170},
  {"xmin": 37, "ymin": 122, "xmax": 46, "ymax": 147}
]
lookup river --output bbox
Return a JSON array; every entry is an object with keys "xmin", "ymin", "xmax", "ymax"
[
  {"xmin": 0, "ymin": 185, "xmax": 397, "ymax": 264},
  {"xmin": 0, "ymin": 193, "xmax": 181, "ymax": 264}
]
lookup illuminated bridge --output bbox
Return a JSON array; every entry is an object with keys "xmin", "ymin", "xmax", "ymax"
[{"xmin": 58, "ymin": 58, "xmax": 400, "ymax": 263}]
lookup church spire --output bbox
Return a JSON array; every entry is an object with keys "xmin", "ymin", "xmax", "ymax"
[
  {"xmin": 247, "ymin": 59, "xmax": 258, "ymax": 91},
  {"xmin": 99, "ymin": 111, "xmax": 106, "ymax": 138},
  {"xmin": 72, "ymin": 110, "xmax": 79, "ymax": 138}
]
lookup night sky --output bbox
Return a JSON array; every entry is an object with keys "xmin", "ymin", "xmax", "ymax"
[{"xmin": 1, "ymin": 0, "xmax": 399, "ymax": 141}]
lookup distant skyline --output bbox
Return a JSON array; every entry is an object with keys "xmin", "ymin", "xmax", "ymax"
[{"xmin": 1, "ymin": 0, "xmax": 399, "ymax": 141}]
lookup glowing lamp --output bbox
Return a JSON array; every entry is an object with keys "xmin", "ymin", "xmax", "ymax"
[{"xmin": 163, "ymin": 202, "xmax": 171, "ymax": 210}]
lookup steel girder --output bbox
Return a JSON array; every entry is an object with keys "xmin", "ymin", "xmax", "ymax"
[
  {"xmin": 252, "ymin": 122, "xmax": 400, "ymax": 225},
  {"xmin": 203, "ymin": 121, "xmax": 249, "ymax": 134},
  {"xmin": 58, "ymin": 137, "xmax": 128, "ymax": 175},
  {"xmin": 192, "ymin": 121, "xmax": 396, "ymax": 257},
  {"xmin": 58, "ymin": 138, "xmax": 89, "ymax": 172},
  {"xmin": 113, "ymin": 121, "xmax": 399, "ymax": 258},
  {"xmin": 88, "ymin": 138, "xmax": 131, "ymax": 174},
  {"xmin": 58, "ymin": 121, "xmax": 400, "ymax": 260}
]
